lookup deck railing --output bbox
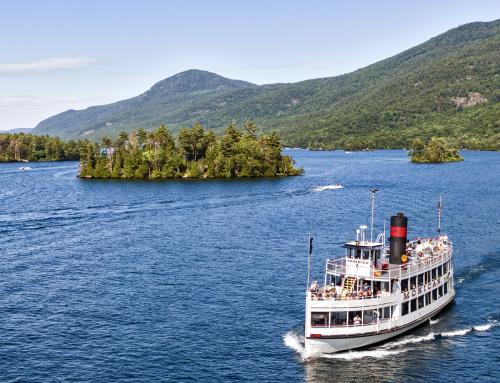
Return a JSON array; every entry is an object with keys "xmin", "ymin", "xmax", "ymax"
[{"xmin": 325, "ymin": 241, "xmax": 452, "ymax": 282}]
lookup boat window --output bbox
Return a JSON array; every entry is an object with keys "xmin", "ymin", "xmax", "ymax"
[
  {"xmin": 432, "ymin": 288, "xmax": 438, "ymax": 301},
  {"xmin": 426, "ymin": 292, "xmax": 431, "ymax": 305},
  {"xmin": 410, "ymin": 276, "xmax": 417, "ymax": 290},
  {"xmin": 356, "ymin": 249, "xmax": 362, "ymax": 258},
  {"xmin": 438, "ymin": 265, "xmax": 443, "ymax": 278},
  {"xmin": 401, "ymin": 279, "xmax": 409, "ymax": 292},
  {"xmin": 363, "ymin": 310, "xmax": 377, "ymax": 324},
  {"xmin": 426, "ymin": 271, "xmax": 431, "ymax": 284},
  {"xmin": 418, "ymin": 295, "xmax": 424, "ymax": 309},
  {"xmin": 350, "ymin": 311, "xmax": 362, "ymax": 326},
  {"xmin": 444, "ymin": 282, "xmax": 448, "ymax": 295},
  {"xmin": 402, "ymin": 302, "xmax": 409, "ymax": 315},
  {"xmin": 311, "ymin": 312, "xmax": 329, "ymax": 327},
  {"xmin": 431, "ymin": 268, "xmax": 437, "ymax": 280},
  {"xmin": 438, "ymin": 285, "xmax": 443, "ymax": 297},
  {"xmin": 410, "ymin": 298, "xmax": 417, "ymax": 312},
  {"xmin": 330, "ymin": 311, "xmax": 347, "ymax": 326},
  {"xmin": 418, "ymin": 273, "xmax": 424, "ymax": 287},
  {"xmin": 382, "ymin": 282, "xmax": 390, "ymax": 294},
  {"xmin": 443, "ymin": 262, "xmax": 448, "ymax": 274}
]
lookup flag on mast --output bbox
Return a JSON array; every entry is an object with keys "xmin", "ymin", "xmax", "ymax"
[{"xmin": 308, "ymin": 235, "xmax": 314, "ymax": 255}]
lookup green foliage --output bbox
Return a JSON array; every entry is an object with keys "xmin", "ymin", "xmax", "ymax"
[
  {"xmin": 409, "ymin": 137, "xmax": 464, "ymax": 163},
  {"xmin": 79, "ymin": 124, "xmax": 302, "ymax": 180},
  {"xmin": 0, "ymin": 133, "xmax": 83, "ymax": 162},
  {"xmin": 31, "ymin": 21, "xmax": 500, "ymax": 151}
]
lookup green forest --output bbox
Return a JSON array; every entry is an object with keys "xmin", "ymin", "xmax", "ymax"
[
  {"xmin": 0, "ymin": 133, "xmax": 81, "ymax": 162},
  {"xmin": 32, "ymin": 21, "xmax": 500, "ymax": 152},
  {"xmin": 79, "ymin": 123, "xmax": 302, "ymax": 179},
  {"xmin": 409, "ymin": 137, "xmax": 464, "ymax": 163}
]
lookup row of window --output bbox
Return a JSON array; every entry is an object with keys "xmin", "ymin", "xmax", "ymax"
[
  {"xmin": 400, "ymin": 260, "xmax": 451, "ymax": 291},
  {"xmin": 311, "ymin": 305, "xmax": 397, "ymax": 327},
  {"xmin": 311, "ymin": 281, "xmax": 451, "ymax": 327},
  {"xmin": 401, "ymin": 282, "xmax": 449, "ymax": 315}
]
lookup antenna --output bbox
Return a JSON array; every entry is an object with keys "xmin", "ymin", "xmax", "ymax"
[{"xmin": 370, "ymin": 189, "xmax": 379, "ymax": 242}]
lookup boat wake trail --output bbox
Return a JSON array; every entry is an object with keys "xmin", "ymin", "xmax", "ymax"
[
  {"xmin": 284, "ymin": 320, "xmax": 498, "ymax": 361},
  {"xmin": 321, "ymin": 349, "xmax": 407, "ymax": 360},
  {"xmin": 429, "ymin": 318, "xmax": 441, "ymax": 325},
  {"xmin": 312, "ymin": 184, "xmax": 344, "ymax": 192}
]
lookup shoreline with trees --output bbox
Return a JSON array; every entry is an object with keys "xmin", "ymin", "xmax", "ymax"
[
  {"xmin": 79, "ymin": 123, "xmax": 303, "ymax": 179},
  {"xmin": 0, "ymin": 133, "xmax": 81, "ymax": 162}
]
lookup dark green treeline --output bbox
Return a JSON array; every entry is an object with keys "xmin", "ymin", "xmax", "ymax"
[
  {"xmin": 0, "ymin": 133, "xmax": 81, "ymax": 162},
  {"xmin": 79, "ymin": 122, "xmax": 303, "ymax": 179}
]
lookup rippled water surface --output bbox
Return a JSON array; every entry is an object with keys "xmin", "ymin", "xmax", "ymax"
[{"xmin": 0, "ymin": 150, "xmax": 499, "ymax": 382}]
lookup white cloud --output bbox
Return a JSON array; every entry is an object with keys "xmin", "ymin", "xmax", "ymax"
[{"xmin": 0, "ymin": 57, "xmax": 98, "ymax": 75}]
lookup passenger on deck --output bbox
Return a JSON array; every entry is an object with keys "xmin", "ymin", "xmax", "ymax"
[{"xmin": 353, "ymin": 314, "xmax": 361, "ymax": 326}]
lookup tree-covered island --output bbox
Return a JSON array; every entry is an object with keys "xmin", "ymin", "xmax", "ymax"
[
  {"xmin": 409, "ymin": 137, "xmax": 464, "ymax": 163},
  {"xmin": 79, "ymin": 122, "xmax": 303, "ymax": 179}
]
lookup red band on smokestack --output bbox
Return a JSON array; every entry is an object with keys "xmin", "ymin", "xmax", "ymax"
[{"xmin": 390, "ymin": 226, "xmax": 407, "ymax": 238}]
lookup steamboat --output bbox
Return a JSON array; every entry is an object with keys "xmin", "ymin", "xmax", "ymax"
[{"xmin": 304, "ymin": 195, "xmax": 454, "ymax": 358}]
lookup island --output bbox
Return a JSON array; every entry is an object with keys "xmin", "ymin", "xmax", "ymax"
[
  {"xmin": 79, "ymin": 123, "xmax": 303, "ymax": 179},
  {"xmin": 409, "ymin": 137, "xmax": 464, "ymax": 163}
]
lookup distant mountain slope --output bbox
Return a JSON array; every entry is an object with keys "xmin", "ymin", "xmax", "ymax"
[
  {"xmin": 5, "ymin": 128, "xmax": 33, "ymax": 134},
  {"xmin": 33, "ymin": 20, "xmax": 500, "ymax": 149},
  {"xmin": 33, "ymin": 70, "xmax": 257, "ymax": 139}
]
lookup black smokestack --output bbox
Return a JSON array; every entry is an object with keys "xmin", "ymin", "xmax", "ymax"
[{"xmin": 390, "ymin": 213, "xmax": 407, "ymax": 265}]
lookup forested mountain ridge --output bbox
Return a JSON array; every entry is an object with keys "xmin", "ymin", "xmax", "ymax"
[{"xmin": 33, "ymin": 20, "xmax": 500, "ymax": 150}]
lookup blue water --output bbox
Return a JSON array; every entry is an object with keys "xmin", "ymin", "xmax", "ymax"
[{"xmin": 0, "ymin": 150, "xmax": 498, "ymax": 382}]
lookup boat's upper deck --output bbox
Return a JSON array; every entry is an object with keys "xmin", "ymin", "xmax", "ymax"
[{"xmin": 326, "ymin": 236, "xmax": 452, "ymax": 282}]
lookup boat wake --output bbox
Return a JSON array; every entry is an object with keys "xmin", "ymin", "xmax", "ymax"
[
  {"xmin": 429, "ymin": 318, "xmax": 441, "ymax": 325},
  {"xmin": 320, "ymin": 349, "xmax": 407, "ymax": 360},
  {"xmin": 284, "ymin": 320, "xmax": 498, "ymax": 361},
  {"xmin": 312, "ymin": 184, "xmax": 344, "ymax": 192}
]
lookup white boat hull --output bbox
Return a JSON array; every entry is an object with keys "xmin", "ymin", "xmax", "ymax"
[{"xmin": 305, "ymin": 295, "xmax": 453, "ymax": 358}]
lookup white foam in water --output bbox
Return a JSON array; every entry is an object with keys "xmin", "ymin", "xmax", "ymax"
[
  {"xmin": 312, "ymin": 184, "xmax": 344, "ymax": 192},
  {"xmin": 473, "ymin": 320, "xmax": 498, "ymax": 332},
  {"xmin": 429, "ymin": 318, "xmax": 441, "ymax": 325},
  {"xmin": 384, "ymin": 333, "xmax": 436, "ymax": 348},
  {"xmin": 441, "ymin": 328, "xmax": 471, "ymax": 337},
  {"xmin": 321, "ymin": 348, "xmax": 407, "ymax": 360},
  {"xmin": 457, "ymin": 278, "xmax": 465, "ymax": 284},
  {"xmin": 283, "ymin": 331, "xmax": 306, "ymax": 359}
]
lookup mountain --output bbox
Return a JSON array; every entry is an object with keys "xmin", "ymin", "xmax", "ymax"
[
  {"xmin": 5, "ymin": 128, "xmax": 33, "ymax": 133},
  {"xmin": 33, "ymin": 20, "xmax": 500, "ymax": 150},
  {"xmin": 33, "ymin": 70, "xmax": 257, "ymax": 139}
]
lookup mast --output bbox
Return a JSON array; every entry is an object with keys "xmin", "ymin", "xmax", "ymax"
[
  {"xmin": 370, "ymin": 189, "xmax": 379, "ymax": 242},
  {"xmin": 437, "ymin": 196, "xmax": 442, "ymax": 234},
  {"xmin": 306, "ymin": 233, "xmax": 313, "ymax": 291}
]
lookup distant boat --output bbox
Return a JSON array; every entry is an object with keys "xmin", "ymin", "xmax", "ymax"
[
  {"xmin": 345, "ymin": 151, "xmax": 352, "ymax": 154},
  {"xmin": 19, "ymin": 166, "xmax": 32, "ymax": 170},
  {"xmin": 313, "ymin": 184, "xmax": 344, "ymax": 192}
]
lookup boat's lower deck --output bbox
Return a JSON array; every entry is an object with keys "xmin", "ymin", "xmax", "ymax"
[{"xmin": 305, "ymin": 291, "xmax": 454, "ymax": 358}]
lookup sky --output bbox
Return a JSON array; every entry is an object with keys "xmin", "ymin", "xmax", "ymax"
[{"xmin": 0, "ymin": 0, "xmax": 499, "ymax": 131}]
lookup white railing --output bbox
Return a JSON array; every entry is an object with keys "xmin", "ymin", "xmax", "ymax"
[{"xmin": 325, "ymin": 241, "xmax": 452, "ymax": 282}]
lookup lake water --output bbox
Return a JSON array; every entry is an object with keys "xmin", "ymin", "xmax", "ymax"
[{"xmin": 0, "ymin": 150, "xmax": 498, "ymax": 382}]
